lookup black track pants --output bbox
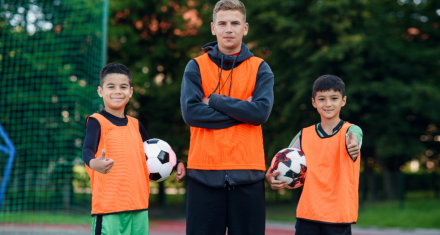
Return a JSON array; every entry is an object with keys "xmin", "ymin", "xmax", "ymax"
[
  {"xmin": 295, "ymin": 219, "xmax": 352, "ymax": 235},
  {"xmin": 186, "ymin": 177, "xmax": 265, "ymax": 235}
]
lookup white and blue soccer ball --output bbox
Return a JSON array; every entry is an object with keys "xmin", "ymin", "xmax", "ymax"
[
  {"xmin": 270, "ymin": 147, "xmax": 307, "ymax": 189},
  {"xmin": 143, "ymin": 138, "xmax": 177, "ymax": 182}
]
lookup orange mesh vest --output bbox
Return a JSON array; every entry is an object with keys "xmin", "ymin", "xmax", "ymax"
[
  {"xmin": 188, "ymin": 53, "xmax": 266, "ymax": 171},
  {"xmin": 297, "ymin": 122, "xmax": 360, "ymax": 223},
  {"xmin": 86, "ymin": 113, "xmax": 149, "ymax": 215}
]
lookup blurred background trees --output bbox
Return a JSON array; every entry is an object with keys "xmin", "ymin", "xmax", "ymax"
[
  {"xmin": 107, "ymin": 0, "xmax": 440, "ymax": 200},
  {"xmin": 1, "ymin": 0, "xmax": 439, "ymax": 227},
  {"xmin": 0, "ymin": 0, "xmax": 106, "ymax": 211}
]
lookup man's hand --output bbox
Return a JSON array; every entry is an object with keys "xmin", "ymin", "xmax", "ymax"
[
  {"xmin": 90, "ymin": 150, "xmax": 114, "ymax": 174},
  {"xmin": 265, "ymin": 168, "xmax": 287, "ymax": 190},
  {"xmin": 246, "ymin": 96, "xmax": 252, "ymax": 102},
  {"xmin": 346, "ymin": 131, "xmax": 360, "ymax": 161},
  {"xmin": 175, "ymin": 162, "xmax": 186, "ymax": 183}
]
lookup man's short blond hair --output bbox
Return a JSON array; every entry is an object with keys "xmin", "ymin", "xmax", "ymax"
[{"xmin": 213, "ymin": 0, "xmax": 246, "ymax": 22}]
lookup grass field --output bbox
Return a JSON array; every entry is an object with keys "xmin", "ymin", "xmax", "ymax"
[
  {"xmin": 0, "ymin": 212, "xmax": 91, "ymax": 225},
  {"xmin": 357, "ymin": 199, "xmax": 440, "ymax": 228},
  {"xmin": 1, "ymin": 192, "xmax": 439, "ymax": 229},
  {"xmin": 265, "ymin": 191, "xmax": 440, "ymax": 229},
  {"xmin": 266, "ymin": 198, "xmax": 440, "ymax": 229}
]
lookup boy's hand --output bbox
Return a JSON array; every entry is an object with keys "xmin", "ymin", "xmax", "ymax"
[
  {"xmin": 346, "ymin": 131, "xmax": 360, "ymax": 161},
  {"xmin": 90, "ymin": 150, "xmax": 114, "ymax": 174},
  {"xmin": 246, "ymin": 96, "xmax": 252, "ymax": 102},
  {"xmin": 175, "ymin": 162, "xmax": 186, "ymax": 183},
  {"xmin": 202, "ymin": 97, "xmax": 209, "ymax": 105},
  {"xmin": 265, "ymin": 168, "xmax": 287, "ymax": 190}
]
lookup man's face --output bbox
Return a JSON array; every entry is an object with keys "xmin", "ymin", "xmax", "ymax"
[{"xmin": 211, "ymin": 10, "xmax": 248, "ymax": 54}]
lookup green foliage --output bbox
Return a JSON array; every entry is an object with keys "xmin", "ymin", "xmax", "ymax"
[
  {"xmin": 0, "ymin": 0, "xmax": 438, "ymax": 225},
  {"xmin": 246, "ymin": 0, "xmax": 440, "ymax": 173},
  {"xmin": 0, "ymin": 0, "xmax": 105, "ymax": 211},
  {"xmin": 105, "ymin": 0, "xmax": 440, "ymax": 201},
  {"xmin": 107, "ymin": 0, "xmax": 216, "ymax": 157}
]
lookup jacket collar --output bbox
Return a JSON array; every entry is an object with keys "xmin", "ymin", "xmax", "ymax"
[{"xmin": 201, "ymin": 41, "xmax": 253, "ymax": 70}]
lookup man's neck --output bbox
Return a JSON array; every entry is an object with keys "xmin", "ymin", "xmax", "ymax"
[
  {"xmin": 222, "ymin": 50, "xmax": 240, "ymax": 56},
  {"xmin": 218, "ymin": 46, "xmax": 241, "ymax": 56}
]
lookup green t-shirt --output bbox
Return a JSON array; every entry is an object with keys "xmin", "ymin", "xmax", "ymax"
[{"xmin": 288, "ymin": 120, "xmax": 363, "ymax": 151}]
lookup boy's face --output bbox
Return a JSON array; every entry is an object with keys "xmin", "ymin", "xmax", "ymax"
[
  {"xmin": 312, "ymin": 90, "xmax": 346, "ymax": 122},
  {"xmin": 98, "ymin": 73, "xmax": 133, "ymax": 113},
  {"xmin": 211, "ymin": 10, "xmax": 248, "ymax": 54}
]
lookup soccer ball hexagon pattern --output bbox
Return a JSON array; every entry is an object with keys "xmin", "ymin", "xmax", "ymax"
[
  {"xmin": 270, "ymin": 148, "xmax": 307, "ymax": 189},
  {"xmin": 143, "ymin": 138, "xmax": 177, "ymax": 182}
]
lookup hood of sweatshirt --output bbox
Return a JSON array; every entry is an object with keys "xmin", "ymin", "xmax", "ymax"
[
  {"xmin": 201, "ymin": 41, "xmax": 254, "ymax": 70},
  {"xmin": 201, "ymin": 41, "xmax": 255, "ymax": 96}
]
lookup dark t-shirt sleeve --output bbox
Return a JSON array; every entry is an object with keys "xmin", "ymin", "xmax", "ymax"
[
  {"xmin": 82, "ymin": 117, "xmax": 100, "ymax": 167},
  {"xmin": 139, "ymin": 121, "xmax": 149, "ymax": 142}
]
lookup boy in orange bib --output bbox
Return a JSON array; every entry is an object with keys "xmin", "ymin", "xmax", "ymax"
[
  {"xmin": 266, "ymin": 75, "xmax": 363, "ymax": 235},
  {"xmin": 82, "ymin": 63, "xmax": 185, "ymax": 234}
]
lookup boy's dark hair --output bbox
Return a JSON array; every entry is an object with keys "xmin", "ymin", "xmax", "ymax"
[
  {"xmin": 213, "ymin": 0, "xmax": 246, "ymax": 22},
  {"xmin": 312, "ymin": 74, "xmax": 345, "ymax": 98},
  {"xmin": 100, "ymin": 62, "xmax": 132, "ymax": 86}
]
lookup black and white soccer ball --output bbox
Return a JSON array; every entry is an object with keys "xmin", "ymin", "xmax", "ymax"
[
  {"xmin": 143, "ymin": 138, "xmax": 177, "ymax": 182},
  {"xmin": 270, "ymin": 148, "xmax": 307, "ymax": 189}
]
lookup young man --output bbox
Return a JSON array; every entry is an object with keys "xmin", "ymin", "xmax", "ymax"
[
  {"xmin": 180, "ymin": 0, "xmax": 274, "ymax": 234},
  {"xmin": 82, "ymin": 62, "xmax": 185, "ymax": 234},
  {"xmin": 266, "ymin": 75, "xmax": 363, "ymax": 235}
]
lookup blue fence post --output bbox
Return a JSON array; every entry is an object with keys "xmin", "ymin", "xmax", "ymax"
[{"xmin": 0, "ymin": 124, "xmax": 16, "ymax": 210}]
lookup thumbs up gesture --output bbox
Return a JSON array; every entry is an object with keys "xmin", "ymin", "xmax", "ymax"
[
  {"xmin": 346, "ymin": 131, "xmax": 360, "ymax": 161},
  {"xmin": 90, "ymin": 150, "xmax": 114, "ymax": 174}
]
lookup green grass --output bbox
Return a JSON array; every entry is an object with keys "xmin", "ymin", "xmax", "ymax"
[
  {"xmin": 0, "ymin": 212, "xmax": 91, "ymax": 225},
  {"xmin": 1, "ymin": 192, "xmax": 439, "ymax": 229},
  {"xmin": 357, "ymin": 191, "xmax": 440, "ymax": 229},
  {"xmin": 266, "ymin": 192, "xmax": 440, "ymax": 229},
  {"xmin": 357, "ymin": 199, "xmax": 440, "ymax": 228}
]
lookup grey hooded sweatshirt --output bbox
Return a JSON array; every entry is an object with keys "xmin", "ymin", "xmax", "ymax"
[{"xmin": 180, "ymin": 41, "xmax": 274, "ymax": 187}]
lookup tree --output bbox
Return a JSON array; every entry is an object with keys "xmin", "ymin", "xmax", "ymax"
[
  {"xmin": 0, "ymin": 0, "xmax": 105, "ymax": 210},
  {"xmin": 107, "ymin": 0, "xmax": 217, "ymax": 209},
  {"xmin": 106, "ymin": 0, "xmax": 440, "ymax": 201},
  {"xmin": 247, "ymin": 0, "xmax": 440, "ymax": 199},
  {"xmin": 107, "ymin": 0, "xmax": 216, "ymax": 155}
]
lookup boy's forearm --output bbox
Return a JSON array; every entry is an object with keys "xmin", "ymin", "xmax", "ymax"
[
  {"xmin": 348, "ymin": 125, "xmax": 363, "ymax": 148},
  {"xmin": 82, "ymin": 148, "xmax": 95, "ymax": 167},
  {"xmin": 288, "ymin": 131, "xmax": 302, "ymax": 149},
  {"xmin": 82, "ymin": 117, "xmax": 100, "ymax": 167}
]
